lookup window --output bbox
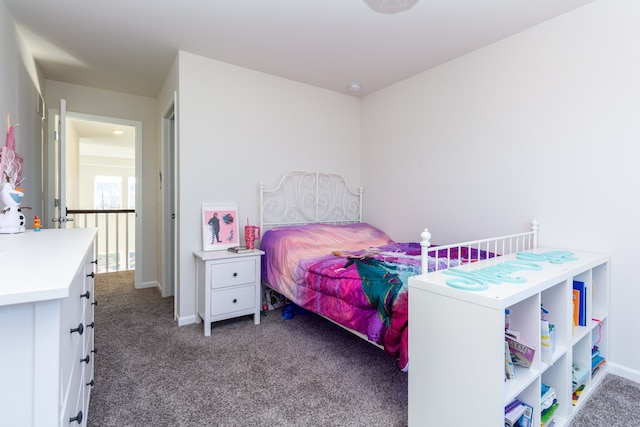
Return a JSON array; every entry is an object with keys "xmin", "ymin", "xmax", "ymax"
[
  {"xmin": 128, "ymin": 177, "xmax": 135, "ymax": 209},
  {"xmin": 94, "ymin": 176, "xmax": 122, "ymax": 209}
]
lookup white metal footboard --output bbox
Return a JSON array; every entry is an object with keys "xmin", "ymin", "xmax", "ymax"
[{"xmin": 420, "ymin": 219, "xmax": 539, "ymax": 273}]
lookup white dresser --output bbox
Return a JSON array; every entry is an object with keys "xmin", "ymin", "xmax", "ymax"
[
  {"xmin": 0, "ymin": 228, "xmax": 97, "ymax": 426},
  {"xmin": 194, "ymin": 249, "xmax": 264, "ymax": 336}
]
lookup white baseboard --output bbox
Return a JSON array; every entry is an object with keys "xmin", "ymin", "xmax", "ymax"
[
  {"xmin": 608, "ymin": 362, "xmax": 640, "ymax": 383},
  {"xmin": 177, "ymin": 314, "xmax": 196, "ymax": 326},
  {"xmin": 137, "ymin": 280, "xmax": 158, "ymax": 289}
]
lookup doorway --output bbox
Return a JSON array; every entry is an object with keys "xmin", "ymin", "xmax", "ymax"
[{"xmin": 46, "ymin": 108, "xmax": 142, "ymax": 287}]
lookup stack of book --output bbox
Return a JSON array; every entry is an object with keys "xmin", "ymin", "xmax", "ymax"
[
  {"xmin": 572, "ymin": 361, "xmax": 589, "ymax": 404},
  {"xmin": 592, "ymin": 346, "xmax": 606, "ymax": 377},
  {"xmin": 504, "ymin": 399, "xmax": 533, "ymax": 427},
  {"xmin": 541, "ymin": 383, "xmax": 559, "ymax": 427}
]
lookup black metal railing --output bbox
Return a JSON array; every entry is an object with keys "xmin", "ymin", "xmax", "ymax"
[{"xmin": 67, "ymin": 209, "xmax": 135, "ymax": 273}]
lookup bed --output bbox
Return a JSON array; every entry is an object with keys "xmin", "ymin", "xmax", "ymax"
[{"xmin": 258, "ymin": 170, "xmax": 538, "ymax": 371}]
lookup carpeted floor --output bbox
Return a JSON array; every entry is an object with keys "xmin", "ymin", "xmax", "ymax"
[
  {"xmin": 568, "ymin": 373, "xmax": 640, "ymax": 427},
  {"xmin": 88, "ymin": 272, "xmax": 408, "ymax": 426},
  {"xmin": 88, "ymin": 272, "xmax": 640, "ymax": 427}
]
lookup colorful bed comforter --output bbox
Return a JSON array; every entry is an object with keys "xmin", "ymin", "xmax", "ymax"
[{"xmin": 260, "ymin": 223, "xmax": 493, "ymax": 371}]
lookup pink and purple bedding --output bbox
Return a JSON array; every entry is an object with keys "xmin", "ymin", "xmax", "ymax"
[{"xmin": 260, "ymin": 223, "xmax": 494, "ymax": 371}]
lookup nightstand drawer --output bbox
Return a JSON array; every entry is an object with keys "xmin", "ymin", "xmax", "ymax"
[
  {"xmin": 211, "ymin": 284, "xmax": 256, "ymax": 316},
  {"xmin": 209, "ymin": 259, "xmax": 256, "ymax": 289}
]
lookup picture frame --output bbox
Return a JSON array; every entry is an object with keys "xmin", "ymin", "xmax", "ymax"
[{"xmin": 202, "ymin": 203, "xmax": 240, "ymax": 251}]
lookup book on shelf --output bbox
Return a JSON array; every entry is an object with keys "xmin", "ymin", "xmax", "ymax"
[
  {"xmin": 505, "ymin": 398, "xmax": 523, "ymax": 414},
  {"xmin": 541, "ymin": 319, "xmax": 554, "ymax": 363},
  {"xmin": 572, "ymin": 289, "xmax": 580, "ymax": 327},
  {"xmin": 228, "ymin": 246, "xmax": 253, "ymax": 254},
  {"xmin": 573, "ymin": 280, "xmax": 587, "ymax": 326},
  {"xmin": 592, "ymin": 348, "xmax": 606, "ymax": 376},
  {"xmin": 517, "ymin": 401, "xmax": 533, "ymax": 427},
  {"xmin": 572, "ymin": 383, "xmax": 585, "ymax": 406},
  {"xmin": 505, "ymin": 341, "xmax": 516, "ymax": 380},
  {"xmin": 504, "ymin": 399, "xmax": 533, "ymax": 427},
  {"xmin": 541, "ymin": 383, "xmax": 558, "ymax": 426},
  {"xmin": 504, "ymin": 400, "xmax": 527, "ymax": 426},
  {"xmin": 506, "ymin": 335, "xmax": 536, "ymax": 368},
  {"xmin": 505, "ymin": 328, "xmax": 520, "ymax": 340},
  {"xmin": 541, "ymin": 383, "xmax": 556, "ymax": 410},
  {"xmin": 541, "ymin": 402, "xmax": 559, "ymax": 427},
  {"xmin": 572, "ymin": 362, "xmax": 589, "ymax": 391}
]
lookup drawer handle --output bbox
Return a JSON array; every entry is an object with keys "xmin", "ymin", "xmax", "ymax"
[
  {"xmin": 87, "ymin": 272, "xmax": 95, "ymax": 278},
  {"xmin": 92, "ymin": 300, "xmax": 98, "ymax": 306},
  {"xmin": 233, "ymin": 272, "xmax": 238, "ymax": 277},
  {"xmin": 70, "ymin": 323, "xmax": 84, "ymax": 336},
  {"xmin": 80, "ymin": 355, "xmax": 90, "ymax": 364},
  {"xmin": 87, "ymin": 321, "xmax": 95, "ymax": 329},
  {"xmin": 233, "ymin": 298, "xmax": 237, "ymax": 303},
  {"xmin": 91, "ymin": 259, "xmax": 98, "ymax": 264},
  {"xmin": 70, "ymin": 411, "xmax": 83, "ymax": 424},
  {"xmin": 86, "ymin": 379, "xmax": 95, "ymax": 387},
  {"xmin": 92, "ymin": 347, "xmax": 98, "ymax": 354},
  {"xmin": 80, "ymin": 291, "xmax": 91, "ymax": 299}
]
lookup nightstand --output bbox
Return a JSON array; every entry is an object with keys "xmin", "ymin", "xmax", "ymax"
[{"xmin": 194, "ymin": 249, "xmax": 264, "ymax": 336}]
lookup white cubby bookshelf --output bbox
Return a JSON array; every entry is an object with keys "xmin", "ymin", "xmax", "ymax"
[{"xmin": 408, "ymin": 248, "xmax": 609, "ymax": 427}]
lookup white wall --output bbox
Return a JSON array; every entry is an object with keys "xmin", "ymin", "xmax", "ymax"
[
  {"xmin": 361, "ymin": 0, "xmax": 640, "ymax": 380},
  {"xmin": 45, "ymin": 81, "xmax": 159, "ymax": 288},
  {"xmin": 174, "ymin": 51, "xmax": 361, "ymax": 324},
  {"xmin": 0, "ymin": 2, "xmax": 44, "ymax": 219}
]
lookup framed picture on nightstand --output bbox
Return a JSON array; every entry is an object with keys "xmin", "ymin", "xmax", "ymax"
[{"xmin": 202, "ymin": 203, "xmax": 240, "ymax": 251}]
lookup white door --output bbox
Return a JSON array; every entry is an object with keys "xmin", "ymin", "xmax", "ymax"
[{"xmin": 51, "ymin": 99, "xmax": 68, "ymax": 228}]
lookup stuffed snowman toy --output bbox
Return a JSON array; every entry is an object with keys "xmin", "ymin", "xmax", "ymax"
[{"xmin": 0, "ymin": 177, "xmax": 26, "ymax": 233}]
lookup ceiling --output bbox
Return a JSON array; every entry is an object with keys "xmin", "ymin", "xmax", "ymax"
[
  {"xmin": 69, "ymin": 117, "xmax": 135, "ymax": 160},
  {"xmin": 5, "ymin": 0, "xmax": 595, "ymax": 98}
]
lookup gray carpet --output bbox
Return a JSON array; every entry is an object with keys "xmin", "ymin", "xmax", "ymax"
[
  {"xmin": 88, "ymin": 272, "xmax": 408, "ymax": 426},
  {"xmin": 88, "ymin": 272, "xmax": 640, "ymax": 427},
  {"xmin": 568, "ymin": 373, "xmax": 640, "ymax": 427}
]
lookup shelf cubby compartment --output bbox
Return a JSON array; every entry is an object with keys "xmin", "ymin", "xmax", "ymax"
[
  {"xmin": 590, "ymin": 317, "xmax": 608, "ymax": 386},
  {"xmin": 541, "ymin": 280, "xmax": 570, "ymax": 368},
  {"xmin": 590, "ymin": 262, "xmax": 609, "ymax": 324},
  {"xmin": 571, "ymin": 333, "xmax": 592, "ymax": 411},
  {"xmin": 541, "ymin": 353, "xmax": 570, "ymax": 426},
  {"xmin": 507, "ymin": 379, "xmax": 541, "ymax": 427}
]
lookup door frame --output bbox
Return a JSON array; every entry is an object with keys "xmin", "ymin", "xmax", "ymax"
[{"xmin": 161, "ymin": 93, "xmax": 178, "ymax": 311}]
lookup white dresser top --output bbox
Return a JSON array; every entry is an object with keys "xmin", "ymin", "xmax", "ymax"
[{"xmin": 0, "ymin": 228, "xmax": 97, "ymax": 306}]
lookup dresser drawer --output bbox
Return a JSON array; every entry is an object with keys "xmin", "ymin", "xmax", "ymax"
[
  {"xmin": 210, "ymin": 284, "xmax": 256, "ymax": 316},
  {"xmin": 209, "ymin": 259, "xmax": 256, "ymax": 289},
  {"xmin": 60, "ymin": 266, "xmax": 89, "ymax": 388},
  {"xmin": 61, "ymin": 354, "xmax": 84, "ymax": 426}
]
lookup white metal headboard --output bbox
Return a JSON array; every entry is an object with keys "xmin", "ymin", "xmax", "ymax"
[{"xmin": 259, "ymin": 170, "xmax": 363, "ymax": 232}]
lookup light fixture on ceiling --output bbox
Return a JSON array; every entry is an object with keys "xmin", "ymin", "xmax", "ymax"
[
  {"xmin": 112, "ymin": 129, "xmax": 124, "ymax": 135},
  {"xmin": 362, "ymin": 0, "xmax": 419, "ymax": 14},
  {"xmin": 348, "ymin": 83, "xmax": 361, "ymax": 92}
]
